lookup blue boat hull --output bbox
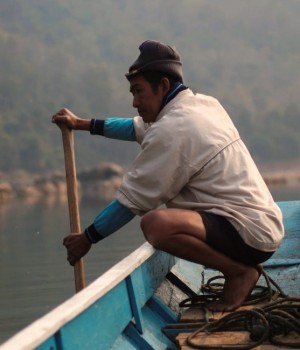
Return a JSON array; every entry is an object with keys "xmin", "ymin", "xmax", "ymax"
[{"xmin": 1, "ymin": 200, "xmax": 299, "ymax": 350}]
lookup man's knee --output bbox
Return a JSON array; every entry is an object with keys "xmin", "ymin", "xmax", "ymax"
[
  {"xmin": 141, "ymin": 209, "xmax": 206, "ymax": 248},
  {"xmin": 140, "ymin": 210, "xmax": 166, "ymax": 248}
]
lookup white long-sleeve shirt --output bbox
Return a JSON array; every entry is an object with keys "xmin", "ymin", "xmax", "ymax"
[{"xmin": 117, "ymin": 89, "xmax": 284, "ymax": 252}]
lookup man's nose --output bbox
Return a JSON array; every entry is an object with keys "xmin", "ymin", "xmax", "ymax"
[{"xmin": 132, "ymin": 95, "xmax": 139, "ymax": 108}]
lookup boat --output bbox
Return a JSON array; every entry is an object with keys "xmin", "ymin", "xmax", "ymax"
[{"xmin": 0, "ymin": 200, "xmax": 299, "ymax": 350}]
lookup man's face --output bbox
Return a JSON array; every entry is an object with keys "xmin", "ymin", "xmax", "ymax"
[{"xmin": 129, "ymin": 75, "xmax": 166, "ymax": 123}]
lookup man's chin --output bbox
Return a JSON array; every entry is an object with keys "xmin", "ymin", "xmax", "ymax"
[
  {"xmin": 140, "ymin": 112, "xmax": 155, "ymax": 123},
  {"xmin": 139, "ymin": 112, "xmax": 147, "ymax": 120}
]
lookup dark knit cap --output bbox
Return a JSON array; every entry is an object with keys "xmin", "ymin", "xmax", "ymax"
[{"xmin": 125, "ymin": 40, "xmax": 183, "ymax": 83}]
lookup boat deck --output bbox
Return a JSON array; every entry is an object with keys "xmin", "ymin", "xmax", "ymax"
[
  {"xmin": 172, "ymin": 265, "xmax": 300, "ymax": 349},
  {"xmin": 160, "ymin": 261, "xmax": 300, "ymax": 349},
  {"xmin": 177, "ymin": 332, "xmax": 298, "ymax": 350}
]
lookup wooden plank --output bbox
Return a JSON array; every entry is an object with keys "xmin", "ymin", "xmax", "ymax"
[
  {"xmin": 180, "ymin": 300, "xmax": 271, "ymax": 323},
  {"xmin": 177, "ymin": 332, "xmax": 297, "ymax": 350},
  {"xmin": 177, "ymin": 331, "xmax": 250, "ymax": 346}
]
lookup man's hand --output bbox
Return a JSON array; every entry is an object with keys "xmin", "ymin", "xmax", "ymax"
[
  {"xmin": 63, "ymin": 232, "xmax": 92, "ymax": 266},
  {"xmin": 52, "ymin": 108, "xmax": 81, "ymax": 129},
  {"xmin": 52, "ymin": 108, "xmax": 91, "ymax": 131}
]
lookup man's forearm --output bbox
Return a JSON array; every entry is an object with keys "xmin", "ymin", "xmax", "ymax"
[
  {"xmin": 90, "ymin": 118, "xmax": 136, "ymax": 141},
  {"xmin": 75, "ymin": 118, "xmax": 92, "ymax": 131},
  {"xmin": 84, "ymin": 199, "xmax": 136, "ymax": 243}
]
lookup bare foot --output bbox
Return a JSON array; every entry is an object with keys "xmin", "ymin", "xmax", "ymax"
[{"xmin": 208, "ymin": 265, "xmax": 261, "ymax": 312}]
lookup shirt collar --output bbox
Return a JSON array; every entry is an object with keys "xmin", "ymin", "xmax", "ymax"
[{"xmin": 160, "ymin": 82, "xmax": 188, "ymax": 111}]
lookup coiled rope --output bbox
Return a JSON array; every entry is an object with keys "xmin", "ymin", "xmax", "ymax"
[{"xmin": 179, "ymin": 270, "xmax": 300, "ymax": 349}]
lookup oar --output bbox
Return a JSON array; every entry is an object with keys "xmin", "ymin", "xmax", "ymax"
[{"xmin": 60, "ymin": 124, "xmax": 85, "ymax": 292}]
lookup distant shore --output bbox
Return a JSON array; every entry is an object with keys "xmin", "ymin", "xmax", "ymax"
[
  {"xmin": 1, "ymin": 161, "xmax": 300, "ymax": 204},
  {"xmin": 0, "ymin": 162, "xmax": 124, "ymax": 204},
  {"xmin": 258, "ymin": 159, "xmax": 300, "ymax": 187}
]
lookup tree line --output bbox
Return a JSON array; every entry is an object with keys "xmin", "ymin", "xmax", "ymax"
[{"xmin": 0, "ymin": 0, "xmax": 299, "ymax": 173}]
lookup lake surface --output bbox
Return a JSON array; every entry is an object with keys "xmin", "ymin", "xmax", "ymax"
[{"xmin": 0, "ymin": 184, "xmax": 299, "ymax": 344}]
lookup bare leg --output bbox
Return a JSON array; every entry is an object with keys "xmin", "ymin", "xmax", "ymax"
[{"xmin": 141, "ymin": 208, "xmax": 260, "ymax": 312}]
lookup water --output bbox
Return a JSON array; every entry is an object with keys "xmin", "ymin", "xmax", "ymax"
[
  {"xmin": 0, "ymin": 185, "xmax": 299, "ymax": 344},
  {"xmin": 0, "ymin": 198, "xmax": 143, "ymax": 344}
]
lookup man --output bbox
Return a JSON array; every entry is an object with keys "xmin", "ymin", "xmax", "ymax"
[{"xmin": 52, "ymin": 40, "xmax": 284, "ymax": 311}]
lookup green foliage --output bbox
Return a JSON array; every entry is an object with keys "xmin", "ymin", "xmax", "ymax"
[{"xmin": 0, "ymin": 0, "xmax": 300, "ymax": 173}]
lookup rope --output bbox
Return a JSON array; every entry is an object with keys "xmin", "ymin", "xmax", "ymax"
[
  {"xmin": 179, "ymin": 269, "xmax": 300, "ymax": 349},
  {"xmin": 180, "ymin": 269, "xmax": 286, "ymax": 308},
  {"xmin": 264, "ymin": 297, "xmax": 300, "ymax": 348}
]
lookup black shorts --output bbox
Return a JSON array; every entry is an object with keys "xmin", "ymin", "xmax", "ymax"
[{"xmin": 199, "ymin": 211, "xmax": 275, "ymax": 266}]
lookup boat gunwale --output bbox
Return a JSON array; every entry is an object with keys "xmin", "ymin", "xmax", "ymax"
[{"xmin": 0, "ymin": 242, "xmax": 156, "ymax": 350}]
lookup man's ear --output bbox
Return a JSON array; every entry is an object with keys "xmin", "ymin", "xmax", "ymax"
[{"xmin": 160, "ymin": 77, "xmax": 171, "ymax": 96}]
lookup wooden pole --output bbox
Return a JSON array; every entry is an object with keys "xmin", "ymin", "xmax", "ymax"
[{"xmin": 60, "ymin": 125, "xmax": 85, "ymax": 292}]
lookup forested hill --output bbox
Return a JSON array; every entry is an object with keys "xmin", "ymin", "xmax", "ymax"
[{"xmin": 0, "ymin": 0, "xmax": 300, "ymax": 173}]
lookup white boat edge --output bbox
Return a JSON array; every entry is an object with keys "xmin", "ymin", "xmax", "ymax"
[{"xmin": 0, "ymin": 242, "xmax": 156, "ymax": 350}]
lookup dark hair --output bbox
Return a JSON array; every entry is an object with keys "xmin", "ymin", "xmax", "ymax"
[{"xmin": 141, "ymin": 71, "xmax": 178, "ymax": 93}]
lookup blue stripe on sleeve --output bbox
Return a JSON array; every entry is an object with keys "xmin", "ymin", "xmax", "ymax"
[
  {"xmin": 84, "ymin": 199, "xmax": 136, "ymax": 243},
  {"xmin": 104, "ymin": 118, "xmax": 136, "ymax": 141}
]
